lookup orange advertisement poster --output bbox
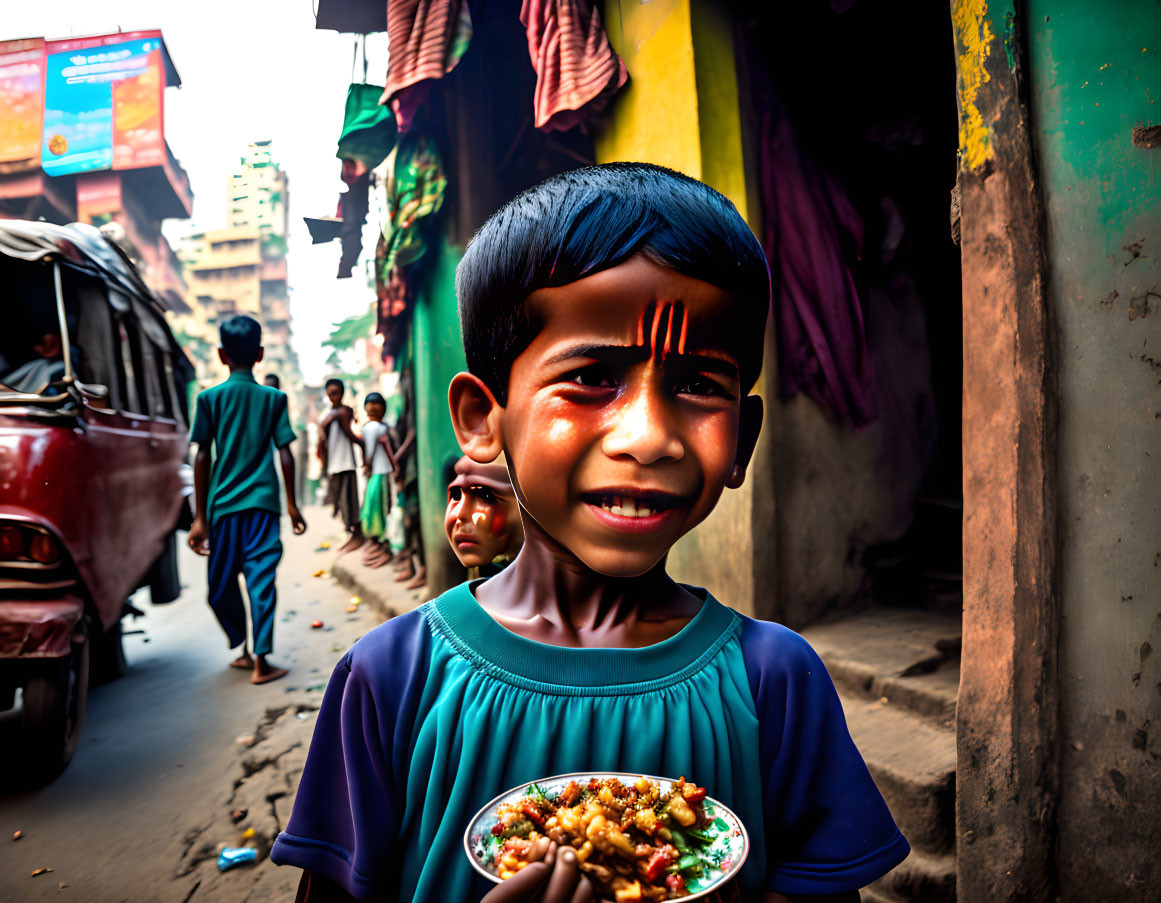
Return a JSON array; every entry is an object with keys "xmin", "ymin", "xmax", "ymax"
[
  {"xmin": 112, "ymin": 49, "xmax": 164, "ymax": 170},
  {"xmin": 0, "ymin": 38, "xmax": 46, "ymax": 167}
]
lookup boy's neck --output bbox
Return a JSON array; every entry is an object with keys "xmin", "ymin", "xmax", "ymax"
[
  {"xmin": 473, "ymin": 518, "xmax": 701, "ymax": 648},
  {"xmin": 228, "ymin": 365, "xmax": 254, "ymax": 375}
]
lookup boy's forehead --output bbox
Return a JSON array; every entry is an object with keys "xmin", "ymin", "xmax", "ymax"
[
  {"xmin": 450, "ymin": 458, "xmax": 513, "ymax": 495},
  {"xmin": 525, "ymin": 257, "xmax": 746, "ymax": 354}
]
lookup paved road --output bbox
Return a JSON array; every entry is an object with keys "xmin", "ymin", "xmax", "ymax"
[{"xmin": 0, "ymin": 509, "xmax": 386, "ymax": 902}]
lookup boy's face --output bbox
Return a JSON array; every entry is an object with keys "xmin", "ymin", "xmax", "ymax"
[
  {"xmin": 326, "ymin": 384, "xmax": 343, "ymax": 406},
  {"xmin": 445, "ymin": 461, "xmax": 520, "ymax": 567},
  {"xmin": 365, "ymin": 401, "xmax": 386, "ymax": 421},
  {"xmin": 496, "ymin": 255, "xmax": 758, "ymax": 578}
]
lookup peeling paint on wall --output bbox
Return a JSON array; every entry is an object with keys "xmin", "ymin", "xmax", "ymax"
[{"xmin": 953, "ymin": 0, "xmax": 996, "ymax": 170}]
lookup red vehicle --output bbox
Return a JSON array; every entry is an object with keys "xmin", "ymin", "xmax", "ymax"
[{"xmin": 0, "ymin": 221, "xmax": 193, "ymax": 776}]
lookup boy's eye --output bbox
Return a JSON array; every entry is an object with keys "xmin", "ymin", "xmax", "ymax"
[
  {"xmin": 473, "ymin": 488, "xmax": 497, "ymax": 504},
  {"xmin": 673, "ymin": 374, "xmax": 728, "ymax": 398},
  {"xmin": 566, "ymin": 365, "xmax": 618, "ymax": 389}
]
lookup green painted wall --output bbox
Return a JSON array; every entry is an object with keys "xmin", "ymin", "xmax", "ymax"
[
  {"xmin": 411, "ymin": 237, "xmax": 468, "ymax": 594},
  {"xmin": 1026, "ymin": 1, "xmax": 1161, "ymax": 894}
]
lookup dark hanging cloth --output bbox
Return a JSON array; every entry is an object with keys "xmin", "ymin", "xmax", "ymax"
[
  {"xmin": 380, "ymin": 0, "xmax": 473, "ymax": 131},
  {"xmin": 761, "ymin": 97, "xmax": 878, "ymax": 427},
  {"xmin": 520, "ymin": 0, "xmax": 628, "ymax": 132},
  {"xmin": 337, "ymin": 170, "xmax": 370, "ymax": 279}
]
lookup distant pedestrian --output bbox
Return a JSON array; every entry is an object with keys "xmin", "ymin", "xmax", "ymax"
[
  {"xmin": 319, "ymin": 378, "xmax": 364, "ymax": 554},
  {"xmin": 359, "ymin": 392, "xmax": 397, "ymax": 568},
  {"xmin": 188, "ymin": 315, "xmax": 306, "ymax": 685},
  {"xmin": 264, "ymin": 373, "xmax": 281, "ymax": 390}
]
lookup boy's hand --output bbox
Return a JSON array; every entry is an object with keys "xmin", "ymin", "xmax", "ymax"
[
  {"xmin": 288, "ymin": 505, "xmax": 307, "ymax": 535},
  {"xmin": 188, "ymin": 517, "xmax": 210, "ymax": 556},
  {"xmin": 480, "ymin": 842, "xmax": 594, "ymax": 903}
]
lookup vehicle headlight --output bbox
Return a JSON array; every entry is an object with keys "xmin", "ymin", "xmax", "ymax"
[
  {"xmin": 28, "ymin": 531, "xmax": 60, "ymax": 565},
  {"xmin": 0, "ymin": 525, "xmax": 25, "ymax": 560}
]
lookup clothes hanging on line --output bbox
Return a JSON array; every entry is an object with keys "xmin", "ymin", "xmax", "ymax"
[{"xmin": 520, "ymin": 0, "xmax": 628, "ymax": 132}]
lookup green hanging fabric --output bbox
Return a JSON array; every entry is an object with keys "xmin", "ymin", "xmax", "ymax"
[
  {"xmin": 380, "ymin": 133, "xmax": 447, "ymax": 274},
  {"xmin": 336, "ymin": 83, "xmax": 397, "ymax": 170},
  {"xmin": 375, "ymin": 133, "xmax": 447, "ymax": 360}
]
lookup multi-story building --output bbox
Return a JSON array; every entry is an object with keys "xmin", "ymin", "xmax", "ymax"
[{"xmin": 171, "ymin": 142, "xmax": 300, "ymax": 399}]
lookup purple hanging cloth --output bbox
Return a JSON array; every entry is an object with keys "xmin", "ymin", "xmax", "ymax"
[{"xmin": 761, "ymin": 99, "xmax": 878, "ymax": 427}]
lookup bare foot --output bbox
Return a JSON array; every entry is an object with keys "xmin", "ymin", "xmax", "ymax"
[
  {"xmin": 230, "ymin": 651, "xmax": 254, "ymax": 670},
  {"xmin": 364, "ymin": 547, "xmax": 390, "ymax": 569},
  {"xmin": 338, "ymin": 534, "xmax": 365, "ymax": 556},
  {"xmin": 251, "ymin": 657, "xmax": 289, "ymax": 685},
  {"xmin": 404, "ymin": 566, "xmax": 427, "ymax": 590},
  {"xmin": 393, "ymin": 566, "xmax": 415, "ymax": 583}
]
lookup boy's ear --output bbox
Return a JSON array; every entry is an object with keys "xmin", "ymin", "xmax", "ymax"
[
  {"xmin": 448, "ymin": 372, "xmax": 504, "ymax": 463},
  {"xmin": 256, "ymin": 346, "xmax": 265, "ymax": 363},
  {"xmin": 726, "ymin": 394, "xmax": 764, "ymax": 489},
  {"xmin": 217, "ymin": 347, "xmax": 228, "ymax": 366}
]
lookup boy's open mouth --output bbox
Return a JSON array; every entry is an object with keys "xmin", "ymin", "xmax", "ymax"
[{"xmin": 579, "ymin": 489, "xmax": 689, "ymax": 532}]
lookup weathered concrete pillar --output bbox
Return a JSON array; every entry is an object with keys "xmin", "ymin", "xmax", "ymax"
[{"xmin": 951, "ymin": 1, "xmax": 1058, "ymax": 899}]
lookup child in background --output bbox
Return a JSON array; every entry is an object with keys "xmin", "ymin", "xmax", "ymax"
[
  {"xmin": 445, "ymin": 454, "xmax": 523, "ymax": 579},
  {"xmin": 273, "ymin": 165, "xmax": 908, "ymax": 902},
  {"xmin": 359, "ymin": 392, "xmax": 396, "ymax": 568},
  {"xmin": 320, "ymin": 378, "xmax": 364, "ymax": 554},
  {"xmin": 388, "ymin": 371, "xmax": 427, "ymax": 590},
  {"xmin": 188, "ymin": 315, "xmax": 306, "ymax": 685}
]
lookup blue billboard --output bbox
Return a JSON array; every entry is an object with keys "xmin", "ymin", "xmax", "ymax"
[{"xmin": 41, "ymin": 34, "xmax": 165, "ymax": 177}]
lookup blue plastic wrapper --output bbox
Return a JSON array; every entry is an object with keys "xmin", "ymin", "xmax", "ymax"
[{"xmin": 217, "ymin": 847, "xmax": 259, "ymax": 872}]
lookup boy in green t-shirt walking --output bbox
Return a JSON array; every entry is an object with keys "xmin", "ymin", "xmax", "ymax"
[{"xmin": 188, "ymin": 316, "xmax": 307, "ymax": 685}]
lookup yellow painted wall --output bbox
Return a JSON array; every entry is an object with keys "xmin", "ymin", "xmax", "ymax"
[
  {"xmin": 596, "ymin": 0, "xmax": 763, "ymax": 615},
  {"xmin": 596, "ymin": 0, "xmax": 701, "ymax": 177}
]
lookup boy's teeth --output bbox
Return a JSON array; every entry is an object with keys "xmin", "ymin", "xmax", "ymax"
[{"xmin": 600, "ymin": 496, "xmax": 656, "ymax": 518}]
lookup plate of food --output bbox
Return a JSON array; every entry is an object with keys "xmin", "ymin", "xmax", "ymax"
[{"xmin": 464, "ymin": 772, "xmax": 748, "ymax": 901}]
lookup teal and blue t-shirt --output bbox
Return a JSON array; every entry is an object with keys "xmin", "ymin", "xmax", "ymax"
[
  {"xmin": 270, "ymin": 583, "xmax": 909, "ymax": 900},
  {"xmin": 189, "ymin": 371, "xmax": 296, "ymax": 524}
]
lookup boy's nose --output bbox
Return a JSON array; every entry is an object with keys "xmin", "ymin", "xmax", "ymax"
[{"xmin": 600, "ymin": 380, "xmax": 684, "ymax": 466}]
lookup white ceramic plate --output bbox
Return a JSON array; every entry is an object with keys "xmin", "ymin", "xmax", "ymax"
[{"xmin": 464, "ymin": 772, "xmax": 749, "ymax": 901}]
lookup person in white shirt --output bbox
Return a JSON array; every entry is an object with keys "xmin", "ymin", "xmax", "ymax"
[
  {"xmin": 319, "ymin": 378, "xmax": 364, "ymax": 554},
  {"xmin": 359, "ymin": 392, "xmax": 397, "ymax": 568}
]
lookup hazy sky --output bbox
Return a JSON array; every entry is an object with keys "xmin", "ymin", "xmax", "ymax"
[{"xmin": 5, "ymin": 1, "xmax": 390, "ymax": 382}]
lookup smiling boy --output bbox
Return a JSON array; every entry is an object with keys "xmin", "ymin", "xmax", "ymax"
[{"xmin": 272, "ymin": 164, "xmax": 908, "ymax": 902}]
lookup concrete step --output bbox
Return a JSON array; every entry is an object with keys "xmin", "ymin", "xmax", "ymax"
[
  {"xmin": 839, "ymin": 689, "xmax": 957, "ymax": 856},
  {"xmin": 863, "ymin": 849, "xmax": 957, "ymax": 903},
  {"xmin": 802, "ymin": 607, "xmax": 961, "ymax": 725}
]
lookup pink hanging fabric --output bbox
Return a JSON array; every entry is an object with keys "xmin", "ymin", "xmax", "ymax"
[
  {"xmin": 761, "ymin": 99, "xmax": 878, "ymax": 427},
  {"xmin": 381, "ymin": 0, "xmax": 473, "ymax": 129},
  {"xmin": 520, "ymin": 0, "xmax": 628, "ymax": 132}
]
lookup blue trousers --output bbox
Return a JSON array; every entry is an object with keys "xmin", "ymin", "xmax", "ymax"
[{"xmin": 208, "ymin": 510, "xmax": 282, "ymax": 656}]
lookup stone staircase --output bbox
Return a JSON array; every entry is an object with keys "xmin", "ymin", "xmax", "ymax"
[{"xmin": 799, "ymin": 607, "xmax": 960, "ymax": 903}]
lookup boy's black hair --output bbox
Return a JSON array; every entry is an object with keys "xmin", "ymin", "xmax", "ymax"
[
  {"xmin": 364, "ymin": 392, "xmax": 386, "ymax": 407},
  {"xmin": 325, "ymin": 378, "xmax": 345, "ymax": 393},
  {"xmin": 456, "ymin": 163, "xmax": 771, "ymax": 405},
  {"xmin": 220, "ymin": 315, "xmax": 262, "ymax": 367}
]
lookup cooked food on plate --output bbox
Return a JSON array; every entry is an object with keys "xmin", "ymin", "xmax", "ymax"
[{"xmin": 487, "ymin": 775, "xmax": 729, "ymax": 901}]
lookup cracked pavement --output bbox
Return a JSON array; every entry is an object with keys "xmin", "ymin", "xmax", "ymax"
[{"xmin": 0, "ymin": 507, "xmax": 395, "ymax": 902}]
